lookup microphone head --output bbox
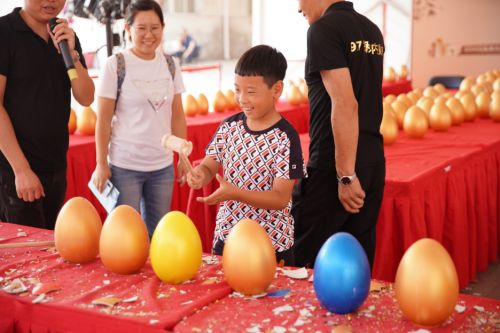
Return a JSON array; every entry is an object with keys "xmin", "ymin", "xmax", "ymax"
[{"xmin": 48, "ymin": 17, "xmax": 58, "ymax": 32}]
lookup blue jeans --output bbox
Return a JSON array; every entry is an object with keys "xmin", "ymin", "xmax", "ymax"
[{"xmin": 110, "ymin": 164, "xmax": 174, "ymax": 237}]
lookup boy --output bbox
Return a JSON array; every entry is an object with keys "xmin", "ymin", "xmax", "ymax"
[{"xmin": 187, "ymin": 45, "xmax": 306, "ymax": 266}]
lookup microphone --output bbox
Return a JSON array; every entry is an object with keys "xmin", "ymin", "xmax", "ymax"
[{"xmin": 49, "ymin": 18, "xmax": 78, "ymax": 81}]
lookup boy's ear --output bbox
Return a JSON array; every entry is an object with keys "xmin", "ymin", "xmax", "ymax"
[{"xmin": 273, "ymin": 80, "xmax": 284, "ymax": 99}]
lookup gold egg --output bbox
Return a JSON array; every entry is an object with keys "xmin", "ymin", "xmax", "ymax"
[{"xmin": 403, "ymin": 106, "xmax": 428, "ymax": 138}]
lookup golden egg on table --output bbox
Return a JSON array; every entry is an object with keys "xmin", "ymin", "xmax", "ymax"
[
  {"xmin": 395, "ymin": 238, "xmax": 459, "ymax": 327},
  {"xmin": 416, "ymin": 96, "xmax": 433, "ymax": 115},
  {"xmin": 459, "ymin": 77, "xmax": 474, "ymax": 91},
  {"xmin": 68, "ymin": 108, "xmax": 77, "ymax": 134},
  {"xmin": 445, "ymin": 97, "xmax": 465, "ymax": 125},
  {"xmin": 391, "ymin": 100, "xmax": 407, "ymax": 129},
  {"xmin": 150, "ymin": 211, "xmax": 202, "ymax": 284},
  {"xmin": 183, "ymin": 94, "xmax": 199, "ymax": 117},
  {"xmin": 493, "ymin": 78, "xmax": 500, "ymax": 91},
  {"xmin": 380, "ymin": 110, "xmax": 399, "ymax": 145},
  {"xmin": 99, "ymin": 205, "xmax": 150, "ymax": 274},
  {"xmin": 476, "ymin": 92, "xmax": 491, "ymax": 118},
  {"xmin": 223, "ymin": 219, "xmax": 277, "ymax": 296},
  {"xmin": 403, "ymin": 106, "xmax": 428, "ymax": 138},
  {"xmin": 433, "ymin": 83, "xmax": 446, "ymax": 95},
  {"xmin": 197, "ymin": 93, "xmax": 209, "ymax": 115},
  {"xmin": 225, "ymin": 89, "xmax": 238, "ymax": 110},
  {"xmin": 396, "ymin": 94, "xmax": 413, "ymax": 110},
  {"xmin": 77, "ymin": 106, "xmax": 96, "ymax": 136},
  {"xmin": 490, "ymin": 97, "xmax": 500, "ymax": 121},
  {"xmin": 384, "ymin": 94, "xmax": 397, "ymax": 105},
  {"xmin": 54, "ymin": 197, "xmax": 102, "ymax": 264},
  {"xmin": 423, "ymin": 86, "xmax": 438, "ymax": 99},
  {"xmin": 213, "ymin": 90, "xmax": 227, "ymax": 113},
  {"xmin": 460, "ymin": 94, "xmax": 477, "ymax": 121},
  {"xmin": 429, "ymin": 103, "xmax": 452, "ymax": 131}
]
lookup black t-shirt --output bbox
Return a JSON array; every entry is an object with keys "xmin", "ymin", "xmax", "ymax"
[
  {"xmin": 305, "ymin": 1, "xmax": 384, "ymax": 170},
  {"xmin": 0, "ymin": 8, "xmax": 87, "ymax": 174}
]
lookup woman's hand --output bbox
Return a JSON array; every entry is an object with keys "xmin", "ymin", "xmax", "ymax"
[{"xmin": 91, "ymin": 163, "xmax": 112, "ymax": 193}]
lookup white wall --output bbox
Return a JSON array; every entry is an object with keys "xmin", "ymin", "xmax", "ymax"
[
  {"xmin": 412, "ymin": 0, "xmax": 500, "ymax": 88},
  {"xmin": 253, "ymin": 0, "xmax": 412, "ymax": 80}
]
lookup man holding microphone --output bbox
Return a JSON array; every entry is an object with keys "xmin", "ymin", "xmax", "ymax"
[{"xmin": 0, "ymin": 0, "xmax": 94, "ymax": 229}]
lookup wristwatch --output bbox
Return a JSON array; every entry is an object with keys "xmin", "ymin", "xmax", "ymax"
[{"xmin": 337, "ymin": 173, "xmax": 357, "ymax": 185}]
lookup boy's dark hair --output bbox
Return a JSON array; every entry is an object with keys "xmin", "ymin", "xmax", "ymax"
[
  {"xmin": 235, "ymin": 45, "xmax": 287, "ymax": 88},
  {"xmin": 126, "ymin": 0, "xmax": 165, "ymax": 27}
]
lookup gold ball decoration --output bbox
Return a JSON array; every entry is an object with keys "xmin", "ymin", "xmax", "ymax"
[
  {"xmin": 423, "ymin": 86, "xmax": 439, "ymax": 99},
  {"xmin": 433, "ymin": 83, "xmax": 446, "ymax": 95},
  {"xmin": 397, "ymin": 93, "xmax": 413, "ymax": 110},
  {"xmin": 445, "ymin": 97, "xmax": 465, "ymax": 125},
  {"xmin": 429, "ymin": 103, "xmax": 452, "ymax": 131},
  {"xmin": 384, "ymin": 94, "xmax": 397, "ymax": 105},
  {"xmin": 391, "ymin": 100, "xmax": 408, "ymax": 129},
  {"xmin": 476, "ymin": 92, "xmax": 491, "ymax": 118},
  {"xmin": 403, "ymin": 106, "xmax": 428, "ymax": 138},
  {"xmin": 416, "ymin": 96, "xmax": 434, "ymax": 115},
  {"xmin": 490, "ymin": 97, "xmax": 500, "ymax": 121},
  {"xmin": 459, "ymin": 77, "xmax": 474, "ymax": 91},
  {"xmin": 380, "ymin": 109, "xmax": 399, "ymax": 145},
  {"xmin": 460, "ymin": 94, "xmax": 477, "ymax": 122},
  {"xmin": 395, "ymin": 239, "xmax": 459, "ymax": 327},
  {"xmin": 493, "ymin": 78, "xmax": 500, "ymax": 91}
]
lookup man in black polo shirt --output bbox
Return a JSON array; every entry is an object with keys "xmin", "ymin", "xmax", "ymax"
[
  {"xmin": 292, "ymin": 0, "xmax": 385, "ymax": 268},
  {"xmin": 0, "ymin": 0, "xmax": 95, "ymax": 229}
]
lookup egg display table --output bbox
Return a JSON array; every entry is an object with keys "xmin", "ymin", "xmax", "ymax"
[
  {"xmin": 187, "ymin": 118, "xmax": 500, "ymax": 289},
  {"xmin": 1, "ymin": 222, "xmax": 499, "ymax": 332}
]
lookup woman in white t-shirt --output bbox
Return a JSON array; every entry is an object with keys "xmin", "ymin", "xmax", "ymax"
[{"xmin": 91, "ymin": 0, "xmax": 187, "ymax": 237}]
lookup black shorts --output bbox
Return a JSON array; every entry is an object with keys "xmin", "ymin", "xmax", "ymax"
[
  {"xmin": 291, "ymin": 163, "xmax": 385, "ymax": 268},
  {"xmin": 0, "ymin": 169, "xmax": 67, "ymax": 230}
]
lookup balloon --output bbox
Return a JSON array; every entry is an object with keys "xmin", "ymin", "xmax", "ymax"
[
  {"xmin": 313, "ymin": 232, "xmax": 371, "ymax": 314},
  {"xmin": 395, "ymin": 238, "xmax": 459, "ymax": 327},
  {"xmin": 223, "ymin": 219, "xmax": 276, "ymax": 295},
  {"xmin": 150, "ymin": 211, "xmax": 202, "ymax": 284},
  {"xmin": 99, "ymin": 205, "xmax": 149, "ymax": 274},
  {"xmin": 54, "ymin": 197, "xmax": 102, "ymax": 264}
]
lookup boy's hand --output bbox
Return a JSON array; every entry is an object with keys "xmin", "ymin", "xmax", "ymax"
[
  {"xmin": 186, "ymin": 166, "xmax": 204, "ymax": 189},
  {"xmin": 196, "ymin": 174, "xmax": 235, "ymax": 205}
]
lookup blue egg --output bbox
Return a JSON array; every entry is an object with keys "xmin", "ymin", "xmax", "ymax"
[{"xmin": 313, "ymin": 232, "xmax": 371, "ymax": 314}]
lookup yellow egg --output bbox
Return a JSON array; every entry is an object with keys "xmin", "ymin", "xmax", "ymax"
[
  {"xmin": 223, "ymin": 219, "xmax": 276, "ymax": 295},
  {"xmin": 99, "ymin": 205, "xmax": 150, "ymax": 274},
  {"xmin": 150, "ymin": 211, "xmax": 202, "ymax": 284},
  {"xmin": 54, "ymin": 197, "xmax": 102, "ymax": 264}
]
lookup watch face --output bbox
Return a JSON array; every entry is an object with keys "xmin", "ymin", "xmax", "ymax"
[{"xmin": 340, "ymin": 176, "xmax": 352, "ymax": 185}]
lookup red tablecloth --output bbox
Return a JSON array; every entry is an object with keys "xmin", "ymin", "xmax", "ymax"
[
  {"xmin": 1, "ymin": 222, "xmax": 498, "ymax": 333},
  {"xmin": 65, "ymin": 102, "xmax": 310, "ymax": 220},
  {"xmin": 382, "ymin": 79, "xmax": 413, "ymax": 96},
  {"xmin": 0, "ymin": 223, "xmax": 231, "ymax": 332},
  {"xmin": 186, "ymin": 119, "xmax": 500, "ymax": 288}
]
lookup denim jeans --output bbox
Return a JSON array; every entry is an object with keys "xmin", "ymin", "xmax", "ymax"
[{"xmin": 110, "ymin": 164, "xmax": 174, "ymax": 237}]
